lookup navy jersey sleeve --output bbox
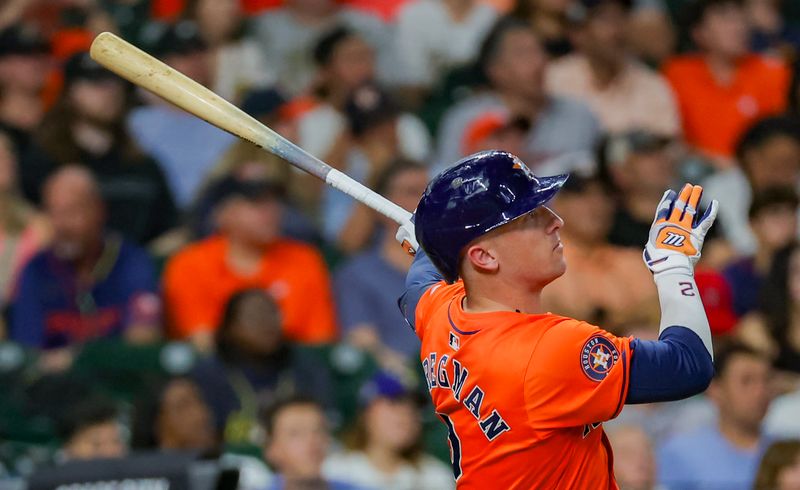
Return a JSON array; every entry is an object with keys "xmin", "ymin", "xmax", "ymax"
[
  {"xmin": 626, "ymin": 326, "xmax": 714, "ymax": 404},
  {"xmin": 398, "ymin": 248, "xmax": 443, "ymax": 330}
]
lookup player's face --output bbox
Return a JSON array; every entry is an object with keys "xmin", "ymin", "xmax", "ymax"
[
  {"xmin": 365, "ymin": 397, "xmax": 421, "ymax": 453},
  {"xmin": 492, "ymin": 206, "xmax": 566, "ymax": 288},
  {"xmin": 266, "ymin": 404, "xmax": 329, "ymax": 478}
]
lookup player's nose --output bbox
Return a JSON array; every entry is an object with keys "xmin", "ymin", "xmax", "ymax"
[{"xmin": 544, "ymin": 207, "xmax": 564, "ymax": 233}]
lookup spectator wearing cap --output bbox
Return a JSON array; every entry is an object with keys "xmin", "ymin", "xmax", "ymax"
[
  {"xmin": 703, "ymin": 115, "xmax": 800, "ymax": 255},
  {"xmin": 747, "ymin": 0, "xmax": 800, "ymax": 58},
  {"xmin": 461, "ymin": 111, "xmax": 530, "ymax": 156},
  {"xmin": 604, "ymin": 130, "xmax": 680, "ymax": 248},
  {"xmin": 163, "ymin": 174, "xmax": 337, "ymax": 352},
  {"xmin": 128, "ymin": 21, "xmax": 235, "ymax": 208},
  {"xmin": 191, "ymin": 288, "xmax": 333, "ymax": 445},
  {"xmin": 541, "ymin": 173, "xmax": 658, "ymax": 327},
  {"xmin": 435, "ymin": 17, "xmax": 601, "ymax": 175},
  {"xmin": 544, "ymin": 0, "xmax": 680, "ymax": 136},
  {"xmin": 58, "ymin": 397, "xmax": 127, "ymax": 461},
  {"xmin": 190, "ymin": 0, "xmax": 274, "ymax": 104},
  {"xmin": 510, "ymin": 0, "xmax": 575, "ymax": 58},
  {"xmin": 663, "ymin": 0, "xmax": 791, "ymax": 164},
  {"xmin": 722, "ymin": 187, "xmax": 798, "ymax": 317},
  {"xmin": 0, "ymin": 130, "xmax": 49, "ymax": 336},
  {"xmin": 657, "ymin": 343, "xmax": 773, "ymax": 490},
  {"xmin": 251, "ymin": 0, "xmax": 392, "ymax": 96},
  {"xmin": 264, "ymin": 396, "xmax": 366, "ymax": 490},
  {"xmin": 322, "ymin": 372, "xmax": 454, "ymax": 490},
  {"xmin": 294, "ymin": 28, "xmax": 431, "ymax": 172},
  {"xmin": 321, "ymin": 84, "xmax": 428, "ymax": 252},
  {"xmin": 11, "ymin": 166, "xmax": 161, "ymax": 364},
  {"xmin": 20, "ymin": 51, "xmax": 178, "ymax": 245},
  {"xmin": 0, "ymin": 25, "xmax": 50, "ymax": 159},
  {"xmin": 334, "ymin": 160, "xmax": 428, "ymax": 366},
  {"xmin": 392, "ymin": 0, "xmax": 498, "ymax": 105}
]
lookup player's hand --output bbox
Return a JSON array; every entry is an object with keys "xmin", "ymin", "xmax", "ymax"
[{"xmin": 643, "ymin": 183, "xmax": 718, "ymax": 276}]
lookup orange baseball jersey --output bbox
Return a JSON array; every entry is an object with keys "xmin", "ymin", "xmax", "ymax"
[{"xmin": 415, "ymin": 280, "xmax": 632, "ymax": 489}]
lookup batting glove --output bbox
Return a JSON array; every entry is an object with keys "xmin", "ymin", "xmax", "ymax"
[{"xmin": 643, "ymin": 183, "xmax": 718, "ymax": 276}]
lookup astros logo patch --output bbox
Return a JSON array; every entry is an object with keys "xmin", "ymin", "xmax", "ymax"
[{"xmin": 581, "ymin": 336, "xmax": 620, "ymax": 382}]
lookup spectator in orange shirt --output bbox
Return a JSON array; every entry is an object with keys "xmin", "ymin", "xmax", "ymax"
[
  {"xmin": 163, "ymin": 175, "xmax": 337, "ymax": 352},
  {"xmin": 541, "ymin": 173, "xmax": 658, "ymax": 327},
  {"xmin": 663, "ymin": 0, "xmax": 791, "ymax": 163}
]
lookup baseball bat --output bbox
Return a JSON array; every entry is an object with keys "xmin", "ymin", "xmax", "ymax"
[{"xmin": 89, "ymin": 32, "xmax": 417, "ymax": 253}]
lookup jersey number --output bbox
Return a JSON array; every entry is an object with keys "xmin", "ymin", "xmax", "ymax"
[{"xmin": 438, "ymin": 413, "xmax": 462, "ymax": 481}]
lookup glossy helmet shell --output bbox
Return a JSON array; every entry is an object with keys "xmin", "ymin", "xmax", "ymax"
[{"xmin": 415, "ymin": 151, "xmax": 568, "ymax": 282}]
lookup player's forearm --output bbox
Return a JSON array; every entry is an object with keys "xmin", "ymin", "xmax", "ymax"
[
  {"xmin": 398, "ymin": 247, "xmax": 443, "ymax": 329},
  {"xmin": 654, "ymin": 271, "xmax": 713, "ymax": 358}
]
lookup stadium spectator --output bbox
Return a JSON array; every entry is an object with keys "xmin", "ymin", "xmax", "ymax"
[
  {"xmin": 541, "ymin": 174, "xmax": 658, "ymax": 326},
  {"xmin": 190, "ymin": 0, "xmax": 274, "ymax": 104},
  {"xmin": 747, "ymin": 0, "xmax": 800, "ymax": 58},
  {"xmin": 657, "ymin": 343, "xmax": 773, "ymax": 489},
  {"xmin": 605, "ymin": 424, "xmax": 658, "ymax": 490},
  {"xmin": 753, "ymin": 440, "xmax": 800, "ymax": 490},
  {"xmin": 334, "ymin": 161, "xmax": 428, "ymax": 364},
  {"xmin": 722, "ymin": 187, "xmax": 798, "ymax": 317},
  {"xmin": 58, "ymin": 397, "xmax": 127, "ymax": 461},
  {"xmin": 128, "ymin": 21, "xmax": 235, "ymax": 208},
  {"xmin": 604, "ymin": 130, "xmax": 680, "ymax": 248},
  {"xmin": 192, "ymin": 289, "xmax": 333, "ymax": 444},
  {"xmin": 295, "ymin": 28, "xmax": 430, "ymax": 171},
  {"xmin": 461, "ymin": 111, "xmax": 529, "ymax": 156},
  {"xmin": 435, "ymin": 17, "xmax": 601, "ymax": 175},
  {"xmin": 0, "ymin": 130, "xmax": 49, "ymax": 333},
  {"xmin": 510, "ymin": 0, "xmax": 575, "ymax": 57},
  {"xmin": 703, "ymin": 115, "xmax": 800, "ymax": 255},
  {"xmin": 545, "ymin": 0, "xmax": 680, "ymax": 135},
  {"xmin": 163, "ymin": 174, "xmax": 337, "ymax": 352},
  {"xmin": 322, "ymin": 85, "xmax": 428, "ymax": 251},
  {"xmin": 21, "ymin": 52, "xmax": 178, "ymax": 245},
  {"xmin": 132, "ymin": 376, "xmax": 218, "ymax": 453},
  {"xmin": 663, "ymin": 0, "xmax": 791, "ymax": 163},
  {"xmin": 0, "ymin": 25, "xmax": 49, "ymax": 159},
  {"xmin": 250, "ymin": 0, "xmax": 391, "ymax": 96},
  {"xmin": 11, "ymin": 166, "xmax": 161, "ymax": 354},
  {"xmin": 736, "ymin": 244, "xmax": 800, "ymax": 377},
  {"xmin": 323, "ymin": 372, "xmax": 454, "ymax": 490},
  {"xmin": 393, "ymin": 0, "xmax": 498, "ymax": 103},
  {"xmin": 627, "ymin": 0, "xmax": 677, "ymax": 68},
  {"xmin": 264, "ymin": 396, "xmax": 366, "ymax": 490}
]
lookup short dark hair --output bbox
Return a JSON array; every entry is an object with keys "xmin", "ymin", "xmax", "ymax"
[
  {"xmin": 735, "ymin": 116, "xmax": 800, "ymax": 164},
  {"xmin": 262, "ymin": 395, "xmax": 324, "ymax": 439},
  {"xmin": 749, "ymin": 186, "xmax": 800, "ymax": 220},
  {"xmin": 713, "ymin": 341, "xmax": 769, "ymax": 379},
  {"xmin": 685, "ymin": 0, "xmax": 745, "ymax": 31},
  {"xmin": 374, "ymin": 159, "xmax": 428, "ymax": 196},
  {"xmin": 313, "ymin": 26, "xmax": 356, "ymax": 67},
  {"xmin": 58, "ymin": 397, "xmax": 119, "ymax": 444}
]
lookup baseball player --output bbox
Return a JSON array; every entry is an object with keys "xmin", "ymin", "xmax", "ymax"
[{"xmin": 398, "ymin": 151, "xmax": 717, "ymax": 489}]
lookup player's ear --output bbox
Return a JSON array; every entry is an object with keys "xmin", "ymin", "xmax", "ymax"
[{"xmin": 464, "ymin": 243, "xmax": 499, "ymax": 275}]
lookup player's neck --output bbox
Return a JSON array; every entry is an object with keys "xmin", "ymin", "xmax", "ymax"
[{"xmin": 463, "ymin": 281, "xmax": 544, "ymax": 314}]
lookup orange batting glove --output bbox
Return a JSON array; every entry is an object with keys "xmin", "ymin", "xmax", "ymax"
[{"xmin": 643, "ymin": 183, "xmax": 718, "ymax": 276}]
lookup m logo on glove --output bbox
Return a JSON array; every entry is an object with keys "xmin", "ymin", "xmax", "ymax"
[{"xmin": 656, "ymin": 228, "xmax": 697, "ymax": 255}]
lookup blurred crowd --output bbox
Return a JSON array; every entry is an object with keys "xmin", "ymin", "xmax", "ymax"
[{"xmin": 2, "ymin": 0, "xmax": 800, "ymax": 488}]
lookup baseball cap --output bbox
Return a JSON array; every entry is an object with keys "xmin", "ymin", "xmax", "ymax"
[
  {"xmin": 141, "ymin": 21, "xmax": 206, "ymax": 58},
  {"xmin": 0, "ymin": 25, "xmax": 49, "ymax": 58},
  {"xmin": 461, "ymin": 111, "xmax": 531, "ymax": 155},
  {"xmin": 694, "ymin": 269, "xmax": 737, "ymax": 335},
  {"xmin": 605, "ymin": 130, "xmax": 673, "ymax": 166},
  {"xmin": 345, "ymin": 83, "xmax": 399, "ymax": 137},
  {"xmin": 206, "ymin": 175, "xmax": 285, "ymax": 209},
  {"xmin": 241, "ymin": 88, "xmax": 287, "ymax": 121},
  {"xmin": 63, "ymin": 52, "xmax": 117, "ymax": 86},
  {"xmin": 357, "ymin": 371, "xmax": 422, "ymax": 408}
]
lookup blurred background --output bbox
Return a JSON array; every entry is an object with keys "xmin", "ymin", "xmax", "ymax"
[{"xmin": 1, "ymin": 0, "xmax": 800, "ymax": 489}]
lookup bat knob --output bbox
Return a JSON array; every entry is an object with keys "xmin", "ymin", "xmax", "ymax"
[{"xmin": 396, "ymin": 222, "xmax": 419, "ymax": 256}]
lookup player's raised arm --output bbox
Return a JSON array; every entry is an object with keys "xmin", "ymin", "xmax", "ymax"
[{"xmin": 625, "ymin": 184, "xmax": 718, "ymax": 403}]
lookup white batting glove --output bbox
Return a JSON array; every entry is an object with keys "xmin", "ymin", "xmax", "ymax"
[
  {"xmin": 395, "ymin": 219, "xmax": 419, "ymax": 256},
  {"xmin": 643, "ymin": 184, "xmax": 718, "ymax": 276}
]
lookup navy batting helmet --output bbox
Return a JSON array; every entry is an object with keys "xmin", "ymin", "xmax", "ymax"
[{"xmin": 415, "ymin": 151, "xmax": 568, "ymax": 282}]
